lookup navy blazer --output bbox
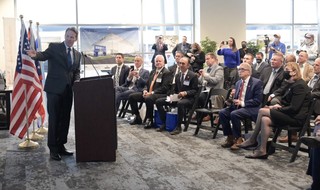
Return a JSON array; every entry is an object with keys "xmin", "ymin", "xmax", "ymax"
[
  {"xmin": 123, "ymin": 68, "xmax": 149, "ymax": 92},
  {"xmin": 34, "ymin": 42, "xmax": 80, "ymax": 94},
  {"xmin": 111, "ymin": 65, "xmax": 130, "ymax": 86},
  {"xmin": 233, "ymin": 77, "xmax": 263, "ymax": 113}
]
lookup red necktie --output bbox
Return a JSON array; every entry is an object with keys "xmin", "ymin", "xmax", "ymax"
[{"xmin": 238, "ymin": 80, "xmax": 245, "ymax": 101}]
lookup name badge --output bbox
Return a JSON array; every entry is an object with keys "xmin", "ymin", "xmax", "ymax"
[
  {"xmin": 183, "ymin": 80, "xmax": 190, "ymax": 86},
  {"xmin": 156, "ymin": 78, "xmax": 162, "ymax": 83}
]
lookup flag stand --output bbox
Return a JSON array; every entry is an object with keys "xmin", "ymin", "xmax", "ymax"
[
  {"xmin": 30, "ymin": 120, "xmax": 44, "ymax": 141},
  {"xmin": 18, "ymin": 85, "xmax": 39, "ymax": 149},
  {"xmin": 36, "ymin": 117, "xmax": 48, "ymax": 134},
  {"xmin": 19, "ymin": 130, "xmax": 39, "ymax": 148}
]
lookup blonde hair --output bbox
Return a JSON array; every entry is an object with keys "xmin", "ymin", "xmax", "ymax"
[{"xmin": 285, "ymin": 62, "xmax": 302, "ymax": 80}]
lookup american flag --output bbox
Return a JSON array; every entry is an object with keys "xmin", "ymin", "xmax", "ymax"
[
  {"xmin": 28, "ymin": 23, "xmax": 46, "ymax": 126},
  {"xmin": 10, "ymin": 19, "xmax": 44, "ymax": 139}
]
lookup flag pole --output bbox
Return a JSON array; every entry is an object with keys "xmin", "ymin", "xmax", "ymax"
[
  {"xmin": 35, "ymin": 21, "xmax": 48, "ymax": 135},
  {"xmin": 19, "ymin": 85, "xmax": 39, "ymax": 148},
  {"xmin": 17, "ymin": 15, "xmax": 38, "ymax": 148}
]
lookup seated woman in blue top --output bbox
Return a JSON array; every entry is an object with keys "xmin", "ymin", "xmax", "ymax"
[{"xmin": 217, "ymin": 37, "xmax": 240, "ymax": 89}]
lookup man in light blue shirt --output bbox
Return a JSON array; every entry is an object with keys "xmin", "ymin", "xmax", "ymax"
[{"xmin": 268, "ymin": 34, "xmax": 286, "ymax": 61}]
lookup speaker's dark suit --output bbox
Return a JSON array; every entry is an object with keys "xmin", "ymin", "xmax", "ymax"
[
  {"xmin": 129, "ymin": 67, "xmax": 171, "ymax": 120},
  {"xmin": 34, "ymin": 42, "xmax": 80, "ymax": 153},
  {"xmin": 111, "ymin": 65, "xmax": 130, "ymax": 86},
  {"xmin": 219, "ymin": 77, "xmax": 263, "ymax": 138},
  {"xmin": 156, "ymin": 70, "xmax": 199, "ymax": 127}
]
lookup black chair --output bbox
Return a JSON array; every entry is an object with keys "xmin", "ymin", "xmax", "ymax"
[
  {"xmin": 194, "ymin": 88, "xmax": 230, "ymax": 138},
  {"xmin": 268, "ymin": 98, "xmax": 316, "ymax": 162},
  {"xmin": 182, "ymin": 86, "xmax": 203, "ymax": 132},
  {"xmin": 118, "ymin": 100, "xmax": 143, "ymax": 118}
]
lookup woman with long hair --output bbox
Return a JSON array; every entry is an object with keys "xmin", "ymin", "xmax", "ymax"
[
  {"xmin": 217, "ymin": 37, "xmax": 240, "ymax": 89},
  {"xmin": 186, "ymin": 42, "xmax": 205, "ymax": 72},
  {"xmin": 239, "ymin": 62, "xmax": 311, "ymax": 159}
]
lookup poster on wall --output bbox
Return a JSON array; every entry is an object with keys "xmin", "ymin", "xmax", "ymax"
[{"xmin": 80, "ymin": 27, "xmax": 139, "ymax": 64}]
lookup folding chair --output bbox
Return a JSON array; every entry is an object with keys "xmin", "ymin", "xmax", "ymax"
[
  {"xmin": 182, "ymin": 86, "xmax": 203, "ymax": 132},
  {"xmin": 194, "ymin": 88, "xmax": 230, "ymax": 138},
  {"xmin": 268, "ymin": 98, "xmax": 316, "ymax": 162},
  {"xmin": 118, "ymin": 100, "xmax": 143, "ymax": 118}
]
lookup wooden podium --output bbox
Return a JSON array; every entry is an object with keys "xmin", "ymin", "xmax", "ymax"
[{"xmin": 73, "ymin": 76, "xmax": 117, "ymax": 162}]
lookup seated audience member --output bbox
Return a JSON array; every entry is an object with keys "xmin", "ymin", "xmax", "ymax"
[
  {"xmin": 186, "ymin": 42, "xmax": 205, "ymax": 72},
  {"xmin": 301, "ymin": 115, "xmax": 320, "ymax": 190},
  {"xmin": 115, "ymin": 55, "xmax": 149, "ymax": 113},
  {"xmin": 168, "ymin": 51, "xmax": 184, "ymax": 94},
  {"xmin": 219, "ymin": 63, "xmax": 263, "ymax": 150},
  {"xmin": 111, "ymin": 53, "xmax": 130, "ymax": 87},
  {"xmin": 128, "ymin": 55, "xmax": 171, "ymax": 128},
  {"xmin": 242, "ymin": 53, "xmax": 260, "ymax": 78},
  {"xmin": 298, "ymin": 33, "xmax": 318, "ymax": 65},
  {"xmin": 259, "ymin": 52, "xmax": 285, "ymax": 106},
  {"xmin": 239, "ymin": 62, "xmax": 311, "ymax": 159},
  {"xmin": 298, "ymin": 51, "xmax": 314, "ymax": 84},
  {"xmin": 284, "ymin": 54, "xmax": 296, "ymax": 63},
  {"xmin": 197, "ymin": 52, "xmax": 224, "ymax": 121},
  {"xmin": 308, "ymin": 58, "xmax": 320, "ymax": 116},
  {"xmin": 155, "ymin": 57, "xmax": 199, "ymax": 135},
  {"xmin": 253, "ymin": 52, "xmax": 269, "ymax": 74},
  {"xmin": 172, "ymin": 36, "xmax": 191, "ymax": 56}
]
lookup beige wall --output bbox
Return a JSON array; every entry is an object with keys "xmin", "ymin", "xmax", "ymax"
[
  {"xmin": 0, "ymin": 0, "xmax": 15, "ymax": 85},
  {"xmin": 200, "ymin": 0, "xmax": 246, "ymax": 62}
]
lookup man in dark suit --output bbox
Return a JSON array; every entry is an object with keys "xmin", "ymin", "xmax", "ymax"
[
  {"xmin": 151, "ymin": 36, "xmax": 168, "ymax": 70},
  {"xmin": 128, "ymin": 55, "xmax": 171, "ymax": 128},
  {"xmin": 172, "ymin": 36, "xmax": 191, "ymax": 56},
  {"xmin": 219, "ymin": 62, "xmax": 263, "ymax": 150},
  {"xmin": 115, "ymin": 55, "xmax": 149, "ymax": 113},
  {"xmin": 259, "ymin": 52, "xmax": 285, "ymax": 106},
  {"xmin": 308, "ymin": 58, "xmax": 320, "ymax": 115},
  {"xmin": 26, "ymin": 27, "xmax": 81, "ymax": 161},
  {"xmin": 111, "ymin": 53, "xmax": 130, "ymax": 87},
  {"xmin": 156, "ymin": 56, "xmax": 198, "ymax": 135},
  {"xmin": 253, "ymin": 52, "xmax": 269, "ymax": 74},
  {"xmin": 168, "ymin": 51, "xmax": 184, "ymax": 94}
]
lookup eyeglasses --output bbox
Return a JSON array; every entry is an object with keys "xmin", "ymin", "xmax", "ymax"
[{"xmin": 238, "ymin": 68, "xmax": 249, "ymax": 72}]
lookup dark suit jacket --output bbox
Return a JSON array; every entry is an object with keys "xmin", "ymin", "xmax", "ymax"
[
  {"xmin": 232, "ymin": 77, "xmax": 263, "ymax": 114},
  {"xmin": 111, "ymin": 65, "xmax": 130, "ymax": 86},
  {"xmin": 187, "ymin": 50, "xmax": 205, "ymax": 72},
  {"xmin": 123, "ymin": 68, "xmax": 149, "ymax": 92},
  {"xmin": 174, "ymin": 70, "xmax": 199, "ymax": 99},
  {"xmin": 259, "ymin": 66, "xmax": 285, "ymax": 95},
  {"xmin": 146, "ymin": 67, "xmax": 171, "ymax": 94},
  {"xmin": 151, "ymin": 44, "xmax": 168, "ymax": 64},
  {"xmin": 253, "ymin": 61, "xmax": 270, "ymax": 74},
  {"xmin": 310, "ymin": 75, "xmax": 320, "ymax": 115},
  {"xmin": 168, "ymin": 64, "xmax": 179, "ymax": 94},
  {"xmin": 172, "ymin": 43, "xmax": 191, "ymax": 56},
  {"xmin": 34, "ymin": 42, "xmax": 80, "ymax": 94},
  {"xmin": 279, "ymin": 79, "xmax": 311, "ymax": 121}
]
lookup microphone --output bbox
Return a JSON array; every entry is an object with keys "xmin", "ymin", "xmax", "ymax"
[{"xmin": 81, "ymin": 52, "xmax": 100, "ymax": 78}]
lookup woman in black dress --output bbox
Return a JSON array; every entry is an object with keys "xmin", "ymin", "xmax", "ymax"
[{"xmin": 239, "ymin": 62, "xmax": 311, "ymax": 159}]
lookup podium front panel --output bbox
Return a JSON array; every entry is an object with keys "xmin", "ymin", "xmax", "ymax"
[{"xmin": 74, "ymin": 77, "xmax": 116, "ymax": 162}]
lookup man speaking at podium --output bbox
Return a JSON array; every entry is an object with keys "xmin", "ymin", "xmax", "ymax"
[{"xmin": 26, "ymin": 27, "xmax": 81, "ymax": 161}]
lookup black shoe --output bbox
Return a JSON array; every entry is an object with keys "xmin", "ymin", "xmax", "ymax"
[
  {"xmin": 59, "ymin": 149, "xmax": 74, "ymax": 156},
  {"xmin": 170, "ymin": 127, "xmax": 182, "ymax": 135},
  {"xmin": 50, "ymin": 152, "xmax": 61, "ymax": 161},
  {"xmin": 301, "ymin": 136, "xmax": 320, "ymax": 148},
  {"xmin": 130, "ymin": 116, "xmax": 142, "ymax": 125},
  {"xmin": 156, "ymin": 124, "xmax": 166, "ymax": 132},
  {"xmin": 245, "ymin": 154, "xmax": 268, "ymax": 160},
  {"xmin": 144, "ymin": 118, "xmax": 153, "ymax": 129}
]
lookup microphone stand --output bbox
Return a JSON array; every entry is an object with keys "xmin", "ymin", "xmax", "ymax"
[
  {"xmin": 81, "ymin": 52, "xmax": 86, "ymax": 78},
  {"xmin": 82, "ymin": 53, "xmax": 100, "ymax": 78}
]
